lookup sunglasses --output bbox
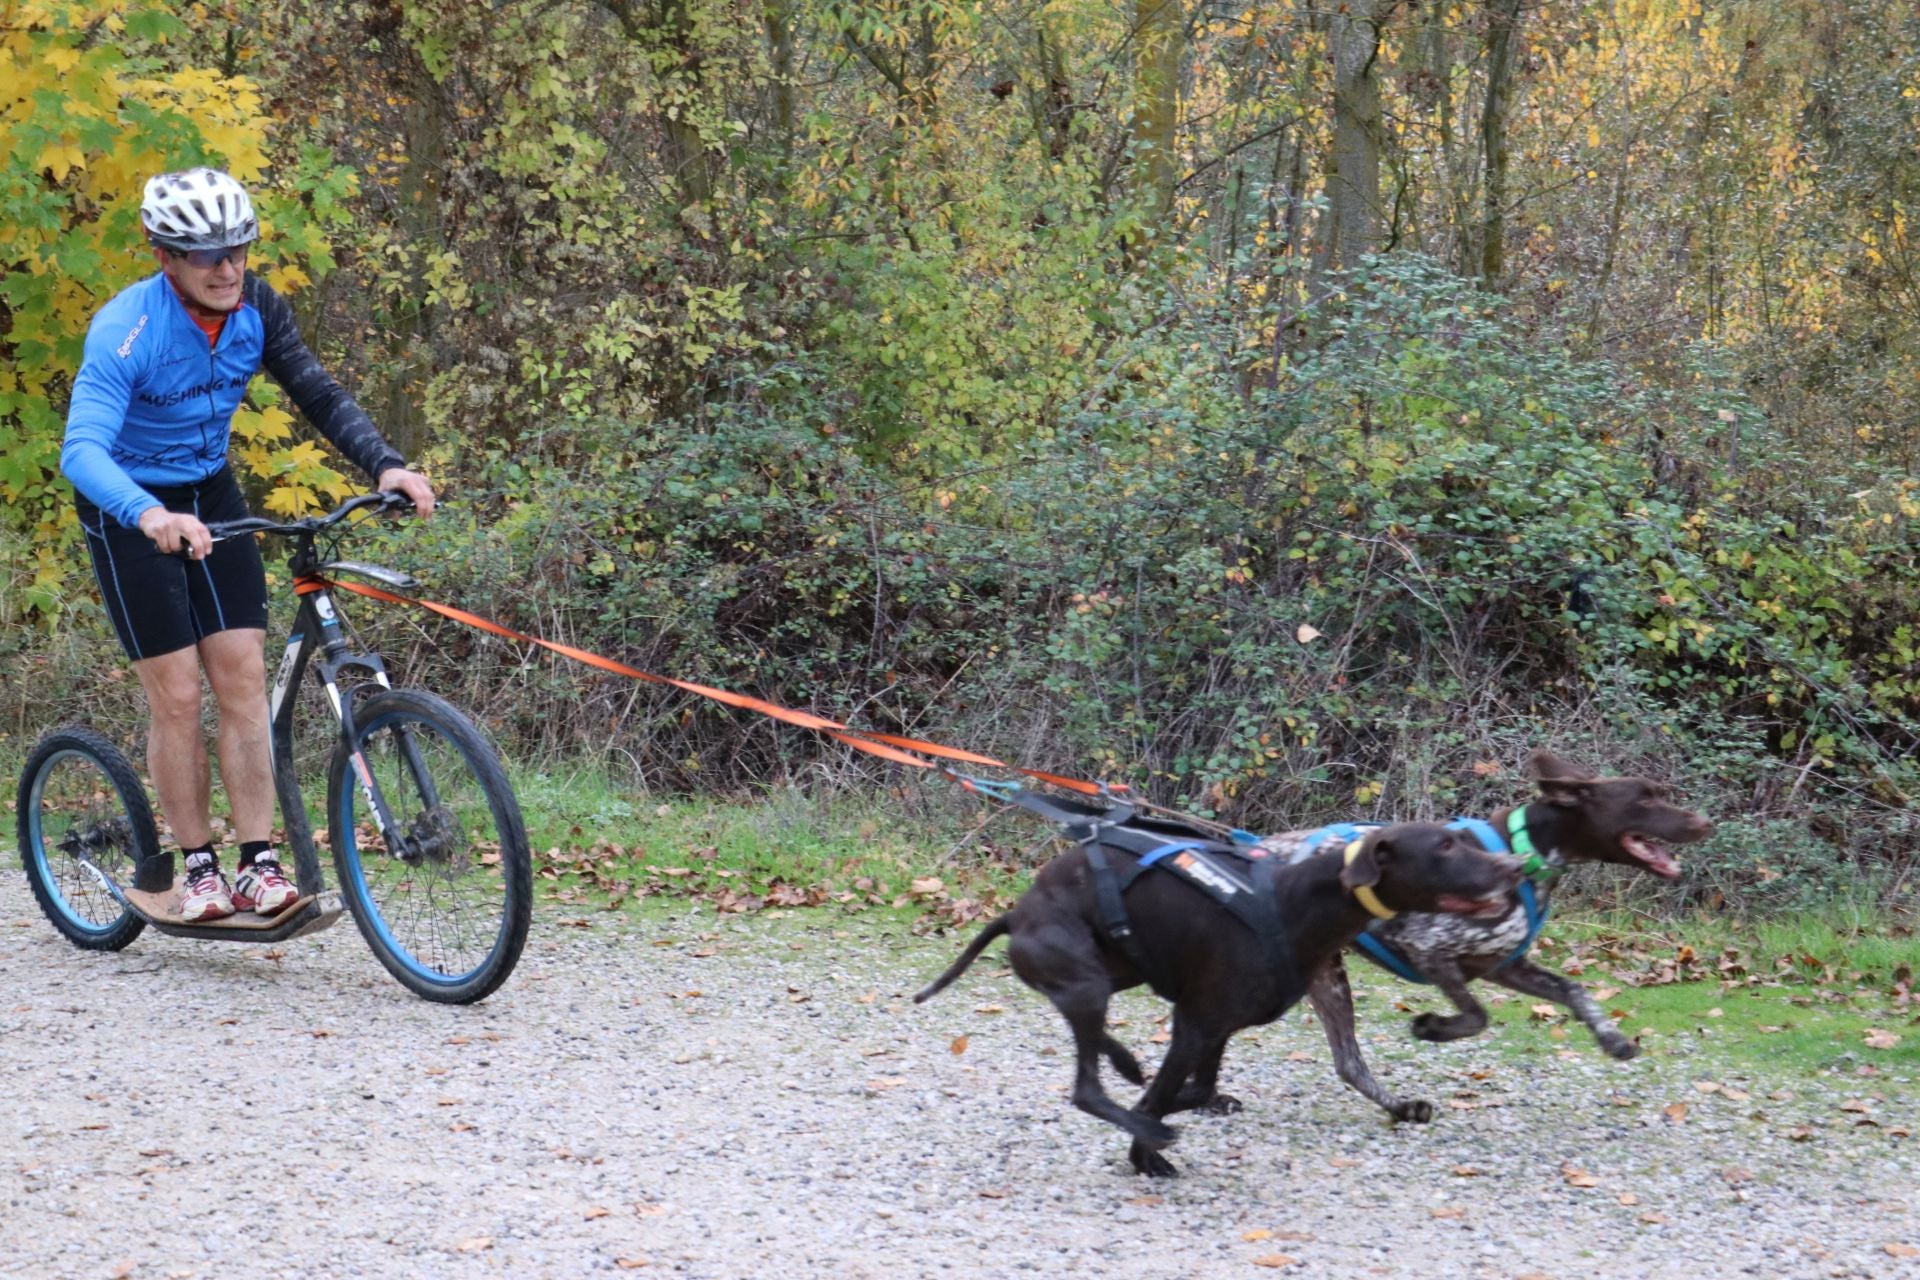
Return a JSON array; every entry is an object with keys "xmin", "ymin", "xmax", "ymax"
[{"xmin": 174, "ymin": 244, "xmax": 250, "ymax": 270}]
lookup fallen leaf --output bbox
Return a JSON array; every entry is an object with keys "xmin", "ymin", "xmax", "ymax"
[
  {"xmin": 1430, "ymin": 1206, "xmax": 1467, "ymax": 1219},
  {"xmin": 110, "ymin": 1262, "xmax": 134, "ymax": 1280},
  {"xmin": 454, "ymin": 1237, "xmax": 493, "ymax": 1253},
  {"xmin": 1295, "ymin": 624, "xmax": 1322, "ymax": 644},
  {"xmin": 1617, "ymin": 1192, "xmax": 1639, "ymax": 1206},
  {"xmin": 1663, "ymin": 1102, "xmax": 1689, "ymax": 1123},
  {"xmin": 1865, "ymin": 1029, "xmax": 1900, "ymax": 1050},
  {"xmin": 977, "ymin": 1187, "xmax": 1008, "ymax": 1199},
  {"xmin": 867, "ymin": 1077, "xmax": 906, "ymax": 1090},
  {"xmin": 1451, "ymin": 1165, "xmax": 1484, "ymax": 1177},
  {"xmin": 1841, "ymin": 1099, "xmax": 1873, "ymax": 1114},
  {"xmin": 1127, "ymin": 1196, "xmax": 1163, "ymax": 1207},
  {"xmin": 950, "ymin": 1035, "xmax": 969, "ymax": 1055},
  {"xmin": 584, "ymin": 1206, "xmax": 610, "ymax": 1220},
  {"xmin": 1640, "ymin": 1211, "xmax": 1670, "ymax": 1225},
  {"xmin": 1592, "ymin": 987, "xmax": 1620, "ymax": 1001},
  {"xmin": 1722, "ymin": 1168, "xmax": 1752, "ymax": 1185},
  {"xmin": 1785, "ymin": 1126, "xmax": 1814, "ymax": 1141},
  {"xmin": 1251, "ymin": 1255, "xmax": 1299, "ymax": 1269},
  {"xmin": 974, "ymin": 1004, "xmax": 1005, "ymax": 1015},
  {"xmin": 615, "ymin": 1257, "xmax": 650, "ymax": 1269},
  {"xmin": 1692, "ymin": 1080, "xmax": 1722, "ymax": 1094},
  {"xmin": 1529, "ymin": 1003, "xmax": 1559, "ymax": 1020},
  {"xmin": 1328, "ymin": 1157, "xmax": 1360, "ymax": 1168},
  {"xmin": 1885, "ymin": 1243, "xmax": 1918, "ymax": 1259},
  {"xmin": 1243, "ymin": 1229, "xmax": 1273, "ymax": 1242},
  {"xmin": 633, "ymin": 1202, "xmax": 667, "ymax": 1216},
  {"xmin": 1285, "ymin": 1050, "xmax": 1312, "ymax": 1062}
]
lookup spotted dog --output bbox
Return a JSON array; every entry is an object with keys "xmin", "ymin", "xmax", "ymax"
[{"xmin": 1269, "ymin": 751, "xmax": 1713, "ymax": 1123}]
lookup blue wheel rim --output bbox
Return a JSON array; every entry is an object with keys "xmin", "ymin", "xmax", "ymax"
[
  {"xmin": 26, "ymin": 749, "xmax": 134, "ymax": 938},
  {"xmin": 336, "ymin": 713, "xmax": 506, "ymax": 989}
]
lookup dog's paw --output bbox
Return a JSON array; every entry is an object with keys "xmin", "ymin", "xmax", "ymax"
[
  {"xmin": 1411, "ymin": 1012, "xmax": 1479, "ymax": 1042},
  {"xmin": 1390, "ymin": 1098, "xmax": 1435, "ymax": 1124},
  {"xmin": 1130, "ymin": 1142, "xmax": 1181, "ymax": 1178},
  {"xmin": 1603, "ymin": 1037, "xmax": 1641, "ymax": 1061},
  {"xmin": 1199, "ymin": 1092, "xmax": 1244, "ymax": 1116}
]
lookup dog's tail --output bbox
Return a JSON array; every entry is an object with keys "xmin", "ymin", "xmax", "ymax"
[{"xmin": 912, "ymin": 916, "xmax": 1011, "ymax": 1003}]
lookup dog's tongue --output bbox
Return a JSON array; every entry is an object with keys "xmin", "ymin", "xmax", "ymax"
[{"xmin": 1622, "ymin": 834, "xmax": 1683, "ymax": 879}]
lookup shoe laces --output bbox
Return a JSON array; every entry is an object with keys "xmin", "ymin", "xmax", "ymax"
[
  {"xmin": 184, "ymin": 854, "xmax": 221, "ymax": 888},
  {"xmin": 247, "ymin": 857, "xmax": 289, "ymax": 883}
]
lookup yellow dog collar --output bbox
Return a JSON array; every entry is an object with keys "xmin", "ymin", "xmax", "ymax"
[{"xmin": 1344, "ymin": 838, "xmax": 1396, "ymax": 920}]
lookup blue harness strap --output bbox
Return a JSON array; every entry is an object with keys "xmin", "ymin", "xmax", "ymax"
[
  {"xmin": 1351, "ymin": 815, "xmax": 1551, "ymax": 983},
  {"xmin": 1138, "ymin": 840, "xmax": 1209, "ymax": 868}
]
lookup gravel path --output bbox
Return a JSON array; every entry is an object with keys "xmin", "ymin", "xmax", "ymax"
[{"xmin": 3, "ymin": 870, "xmax": 1915, "ymax": 1280}]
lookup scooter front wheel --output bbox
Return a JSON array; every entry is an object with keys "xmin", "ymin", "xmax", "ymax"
[{"xmin": 327, "ymin": 688, "xmax": 531, "ymax": 1003}]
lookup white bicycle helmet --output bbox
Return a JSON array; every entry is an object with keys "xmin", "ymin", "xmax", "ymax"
[{"xmin": 140, "ymin": 167, "xmax": 258, "ymax": 251}]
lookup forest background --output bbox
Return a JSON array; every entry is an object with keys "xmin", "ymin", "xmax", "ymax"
[{"xmin": 3, "ymin": 0, "xmax": 1918, "ymax": 917}]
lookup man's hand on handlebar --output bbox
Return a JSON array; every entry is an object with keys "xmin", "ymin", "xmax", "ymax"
[
  {"xmin": 138, "ymin": 506, "xmax": 212, "ymax": 559},
  {"xmin": 376, "ymin": 467, "xmax": 436, "ymax": 518}
]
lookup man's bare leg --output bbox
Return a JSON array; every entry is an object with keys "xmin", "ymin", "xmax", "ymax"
[
  {"xmin": 199, "ymin": 628, "xmax": 272, "ymax": 845},
  {"xmin": 132, "ymin": 646, "xmax": 210, "ymax": 848}
]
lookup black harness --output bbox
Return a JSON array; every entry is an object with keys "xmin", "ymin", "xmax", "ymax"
[{"xmin": 1003, "ymin": 789, "xmax": 1298, "ymax": 997}]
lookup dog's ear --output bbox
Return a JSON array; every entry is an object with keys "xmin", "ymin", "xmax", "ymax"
[
  {"xmin": 1531, "ymin": 750, "xmax": 1597, "ymax": 806},
  {"xmin": 1339, "ymin": 833, "xmax": 1384, "ymax": 891},
  {"xmin": 1529, "ymin": 749, "xmax": 1596, "ymax": 783}
]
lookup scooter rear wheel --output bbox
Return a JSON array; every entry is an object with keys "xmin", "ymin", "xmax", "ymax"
[{"xmin": 17, "ymin": 726, "xmax": 155, "ymax": 951}]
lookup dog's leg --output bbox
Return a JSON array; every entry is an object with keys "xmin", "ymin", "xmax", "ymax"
[
  {"xmin": 1167, "ymin": 1036, "xmax": 1240, "ymax": 1117},
  {"xmin": 1009, "ymin": 923, "xmax": 1177, "ymax": 1149},
  {"xmin": 1487, "ymin": 959, "xmax": 1639, "ymax": 1060},
  {"xmin": 1101, "ymin": 1034, "xmax": 1146, "ymax": 1086},
  {"xmin": 1310, "ymin": 959, "xmax": 1433, "ymax": 1123},
  {"xmin": 1126, "ymin": 1013, "xmax": 1223, "ymax": 1178},
  {"xmin": 1410, "ymin": 959, "xmax": 1491, "ymax": 1042}
]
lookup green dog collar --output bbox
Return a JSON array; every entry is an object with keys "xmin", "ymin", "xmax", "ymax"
[{"xmin": 1508, "ymin": 806, "xmax": 1560, "ymax": 881}]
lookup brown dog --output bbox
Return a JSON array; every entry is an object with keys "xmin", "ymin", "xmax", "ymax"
[
  {"xmin": 915, "ymin": 822, "xmax": 1523, "ymax": 1175},
  {"xmin": 1282, "ymin": 751, "xmax": 1713, "ymax": 1122}
]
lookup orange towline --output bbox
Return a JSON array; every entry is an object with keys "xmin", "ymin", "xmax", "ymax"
[{"xmin": 297, "ymin": 574, "xmax": 1111, "ymax": 793}]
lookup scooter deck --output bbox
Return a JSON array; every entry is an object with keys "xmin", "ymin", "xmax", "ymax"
[{"xmin": 124, "ymin": 877, "xmax": 344, "ymax": 942}]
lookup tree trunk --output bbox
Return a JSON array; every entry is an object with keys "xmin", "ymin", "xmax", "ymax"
[
  {"xmin": 1318, "ymin": 0, "xmax": 1390, "ymax": 272},
  {"xmin": 1131, "ymin": 0, "xmax": 1183, "ymax": 231},
  {"xmin": 603, "ymin": 0, "xmax": 720, "ymax": 211},
  {"xmin": 765, "ymin": 0, "xmax": 797, "ymax": 188},
  {"xmin": 383, "ymin": 32, "xmax": 453, "ymax": 461},
  {"xmin": 1478, "ymin": 0, "xmax": 1525, "ymax": 287}
]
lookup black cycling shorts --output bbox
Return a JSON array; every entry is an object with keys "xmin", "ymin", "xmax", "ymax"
[{"xmin": 75, "ymin": 466, "xmax": 268, "ymax": 662}]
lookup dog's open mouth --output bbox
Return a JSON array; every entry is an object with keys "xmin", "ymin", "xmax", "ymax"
[
  {"xmin": 1434, "ymin": 893, "xmax": 1514, "ymax": 919},
  {"xmin": 1620, "ymin": 833, "xmax": 1683, "ymax": 879}
]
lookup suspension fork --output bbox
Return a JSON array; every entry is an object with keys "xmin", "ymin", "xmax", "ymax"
[{"xmin": 278, "ymin": 581, "xmax": 430, "ymax": 888}]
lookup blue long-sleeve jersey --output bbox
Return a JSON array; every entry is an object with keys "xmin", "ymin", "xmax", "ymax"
[{"xmin": 62, "ymin": 271, "xmax": 405, "ymax": 528}]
